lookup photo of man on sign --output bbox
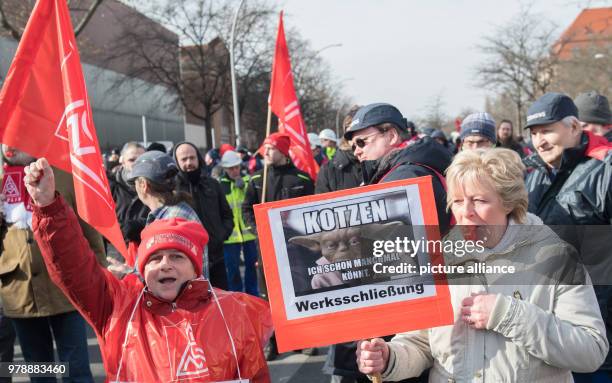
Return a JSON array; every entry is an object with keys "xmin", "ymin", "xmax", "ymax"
[
  {"xmin": 290, "ymin": 223, "xmax": 406, "ymax": 290},
  {"xmin": 280, "ymin": 191, "xmax": 425, "ymax": 296}
]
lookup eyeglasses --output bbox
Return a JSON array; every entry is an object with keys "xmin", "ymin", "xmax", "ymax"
[{"xmin": 351, "ymin": 129, "xmax": 388, "ymax": 151}]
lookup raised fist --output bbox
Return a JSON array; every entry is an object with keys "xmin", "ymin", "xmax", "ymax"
[{"xmin": 23, "ymin": 158, "xmax": 55, "ymax": 207}]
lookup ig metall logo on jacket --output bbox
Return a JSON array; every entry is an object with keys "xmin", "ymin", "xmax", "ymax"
[{"xmin": 164, "ymin": 320, "xmax": 210, "ymax": 381}]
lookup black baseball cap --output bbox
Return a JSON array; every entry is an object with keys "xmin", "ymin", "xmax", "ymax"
[
  {"xmin": 524, "ymin": 92, "xmax": 578, "ymax": 129},
  {"xmin": 127, "ymin": 150, "xmax": 178, "ymax": 184},
  {"xmin": 344, "ymin": 103, "xmax": 408, "ymax": 140},
  {"xmin": 575, "ymin": 91, "xmax": 612, "ymax": 125}
]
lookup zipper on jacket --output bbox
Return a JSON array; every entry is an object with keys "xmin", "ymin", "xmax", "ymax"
[{"xmin": 171, "ymin": 302, "xmax": 177, "ymax": 312}]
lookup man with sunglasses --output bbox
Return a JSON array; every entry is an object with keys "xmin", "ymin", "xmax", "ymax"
[{"xmin": 344, "ymin": 103, "xmax": 452, "ymax": 234}]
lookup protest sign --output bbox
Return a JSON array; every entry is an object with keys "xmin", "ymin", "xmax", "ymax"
[{"xmin": 254, "ymin": 176, "xmax": 454, "ymax": 352}]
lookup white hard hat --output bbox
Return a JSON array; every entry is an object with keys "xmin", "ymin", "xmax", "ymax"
[
  {"xmin": 220, "ymin": 150, "xmax": 242, "ymax": 168},
  {"xmin": 319, "ymin": 128, "xmax": 338, "ymax": 143},
  {"xmin": 308, "ymin": 133, "xmax": 321, "ymax": 149}
]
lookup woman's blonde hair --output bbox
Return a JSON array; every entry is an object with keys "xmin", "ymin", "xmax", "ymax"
[{"xmin": 445, "ymin": 148, "xmax": 528, "ymax": 223}]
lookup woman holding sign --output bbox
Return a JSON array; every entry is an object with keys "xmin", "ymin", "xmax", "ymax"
[{"xmin": 357, "ymin": 148, "xmax": 608, "ymax": 382}]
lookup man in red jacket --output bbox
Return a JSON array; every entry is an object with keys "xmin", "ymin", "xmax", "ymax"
[{"xmin": 24, "ymin": 158, "xmax": 273, "ymax": 383}]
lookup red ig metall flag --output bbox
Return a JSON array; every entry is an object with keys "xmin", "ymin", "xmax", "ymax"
[
  {"xmin": 0, "ymin": 0, "xmax": 127, "ymax": 256},
  {"xmin": 269, "ymin": 11, "xmax": 318, "ymax": 180}
]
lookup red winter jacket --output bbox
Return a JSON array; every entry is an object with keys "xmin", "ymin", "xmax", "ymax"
[{"xmin": 33, "ymin": 196, "xmax": 273, "ymax": 382}]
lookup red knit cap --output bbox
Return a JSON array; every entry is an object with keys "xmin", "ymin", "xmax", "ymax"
[
  {"xmin": 263, "ymin": 132, "xmax": 291, "ymax": 157},
  {"xmin": 219, "ymin": 143, "xmax": 236, "ymax": 157},
  {"xmin": 137, "ymin": 218, "xmax": 209, "ymax": 277}
]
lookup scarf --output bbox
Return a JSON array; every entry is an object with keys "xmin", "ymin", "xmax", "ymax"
[{"xmin": 2, "ymin": 165, "xmax": 32, "ymax": 229}]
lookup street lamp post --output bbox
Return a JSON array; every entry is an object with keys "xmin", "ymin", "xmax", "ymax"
[
  {"xmin": 296, "ymin": 43, "xmax": 343, "ymax": 85},
  {"xmin": 335, "ymin": 104, "xmax": 347, "ymax": 138},
  {"xmin": 230, "ymin": 0, "xmax": 246, "ymax": 147},
  {"xmin": 334, "ymin": 77, "xmax": 355, "ymax": 137},
  {"xmin": 311, "ymin": 43, "xmax": 343, "ymax": 59}
]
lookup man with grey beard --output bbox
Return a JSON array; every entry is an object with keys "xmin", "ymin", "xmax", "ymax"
[{"xmin": 0, "ymin": 145, "xmax": 106, "ymax": 382}]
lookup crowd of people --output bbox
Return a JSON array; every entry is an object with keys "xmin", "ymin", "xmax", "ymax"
[{"xmin": 0, "ymin": 88, "xmax": 610, "ymax": 382}]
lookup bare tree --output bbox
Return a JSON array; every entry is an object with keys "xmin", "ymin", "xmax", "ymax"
[
  {"xmin": 101, "ymin": 0, "xmax": 236, "ymax": 145},
  {"xmin": 485, "ymin": 93, "xmax": 525, "ymax": 138},
  {"xmin": 474, "ymin": 6, "xmax": 564, "ymax": 129},
  {"xmin": 0, "ymin": 0, "xmax": 104, "ymax": 40},
  {"xmin": 552, "ymin": 45, "xmax": 612, "ymax": 96},
  {"xmin": 419, "ymin": 92, "xmax": 448, "ymax": 131},
  {"xmin": 105, "ymin": 0, "xmax": 348, "ymax": 147}
]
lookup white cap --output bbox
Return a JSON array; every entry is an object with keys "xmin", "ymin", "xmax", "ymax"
[
  {"xmin": 308, "ymin": 133, "xmax": 321, "ymax": 150},
  {"xmin": 319, "ymin": 128, "xmax": 338, "ymax": 143},
  {"xmin": 220, "ymin": 150, "xmax": 242, "ymax": 168}
]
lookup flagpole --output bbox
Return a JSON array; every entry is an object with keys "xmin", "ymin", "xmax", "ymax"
[
  {"xmin": 230, "ymin": 0, "xmax": 246, "ymax": 147},
  {"xmin": 261, "ymin": 104, "xmax": 272, "ymax": 204},
  {"xmin": 141, "ymin": 115, "xmax": 148, "ymax": 147}
]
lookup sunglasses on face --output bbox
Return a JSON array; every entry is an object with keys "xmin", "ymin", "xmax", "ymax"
[{"xmin": 351, "ymin": 129, "xmax": 388, "ymax": 151}]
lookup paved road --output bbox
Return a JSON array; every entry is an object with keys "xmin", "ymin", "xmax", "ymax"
[{"xmin": 12, "ymin": 326, "xmax": 330, "ymax": 382}]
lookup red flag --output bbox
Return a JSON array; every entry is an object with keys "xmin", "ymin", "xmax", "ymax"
[
  {"xmin": 269, "ymin": 11, "xmax": 318, "ymax": 180},
  {"xmin": 0, "ymin": 0, "xmax": 127, "ymax": 256},
  {"xmin": 455, "ymin": 117, "xmax": 462, "ymax": 132}
]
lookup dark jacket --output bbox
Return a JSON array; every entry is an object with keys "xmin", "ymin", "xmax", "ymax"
[
  {"xmin": 110, "ymin": 167, "xmax": 139, "ymax": 223},
  {"xmin": 109, "ymin": 167, "xmax": 149, "ymax": 242},
  {"xmin": 363, "ymin": 137, "xmax": 452, "ymax": 235},
  {"xmin": 524, "ymin": 132, "xmax": 612, "ymax": 226},
  {"xmin": 524, "ymin": 131, "xmax": 612, "ymax": 372},
  {"xmin": 172, "ymin": 142, "xmax": 233, "ymax": 259},
  {"xmin": 315, "ymin": 149, "xmax": 362, "ymax": 194},
  {"xmin": 242, "ymin": 162, "xmax": 314, "ymax": 229},
  {"xmin": 498, "ymin": 139, "xmax": 526, "ymax": 158}
]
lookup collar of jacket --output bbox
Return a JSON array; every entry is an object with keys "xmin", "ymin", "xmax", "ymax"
[
  {"xmin": 499, "ymin": 139, "xmax": 522, "ymax": 150},
  {"xmin": 332, "ymin": 149, "xmax": 359, "ymax": 170},
  {"xmin": 142, "ymin": 278, "xmax": 212, "ymax": 315},
  {"xmin": 177, "ymin": 167, "xmax": 206, "ymax": 184},
  {"xmin": 220, "ymin": 174, "xmax": 248, "ymax": 183},
  {"xmin": 361, "ymin": 148, "xmax": 403, "ymax": 184},
  {"xmin": 360, "ymin": 139, "xmax": 414, "ymax": 184},
  {"xmin": 364, "ymin": 137, "xmax": 452, "ymax": 184},
  {"xmin": 116, "ymin": 166, "xmax": 136, "ymax": 194},
  {"xmin": 560, "ymin": 133, "xmax": 589, "ymax": 170},
  {"xmin": 270, "ymin": 162, "xmax": 294, "ymax": 172},
  {"xmin": 584, "ymin": 130, "xmax": 612, "ymax": 161}
]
